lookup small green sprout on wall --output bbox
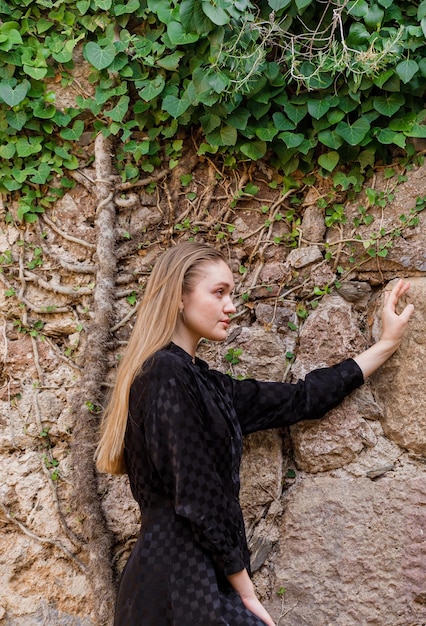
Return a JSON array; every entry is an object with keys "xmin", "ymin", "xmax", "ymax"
[{"xmin": 225, "ymin": 347, "xmax": 242, "ymax": 365}]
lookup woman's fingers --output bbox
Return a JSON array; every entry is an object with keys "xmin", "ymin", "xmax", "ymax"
[
  {"xmin": 381, "ymin": 280, "xmax": 414, "ymax": 343},
  {"xmin": 399, "ymin": 302, "xmax": 415, "ymax": 322},
  {"xmin": 386, "ymin": 279, "xmax": 410, "ymax": 309}
]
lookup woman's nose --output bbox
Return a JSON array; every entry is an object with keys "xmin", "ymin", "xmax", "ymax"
[{"xmin": 224, "ymin": 297, "xmax": 236, "ymax": 314}]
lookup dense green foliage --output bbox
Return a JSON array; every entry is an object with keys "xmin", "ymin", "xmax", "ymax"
[{"xmin": 1, "ymin": 0, "xmax": 426, "ymax": 220}]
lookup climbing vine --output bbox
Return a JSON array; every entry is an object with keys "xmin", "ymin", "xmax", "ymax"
[
  {"xmin": 0, "ymin": 111, "xmax": 425, "ymax": 626},
  {"xmin": 1, "ymin": 4, "xmax": 426, "ymax": 625},
  {"xmin": 1, "ymin": 0, "xmax": 426, "ymax": 221}
]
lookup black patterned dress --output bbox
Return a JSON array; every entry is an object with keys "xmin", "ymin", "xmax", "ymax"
[{"xmin": 114, "ymin": 342, "xmax": 364, "ymax": 625}]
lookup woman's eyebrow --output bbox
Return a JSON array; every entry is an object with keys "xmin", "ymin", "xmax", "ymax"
[{"xmin": 213, "ymin": 281, "xmax": 234, "ymax": 290}]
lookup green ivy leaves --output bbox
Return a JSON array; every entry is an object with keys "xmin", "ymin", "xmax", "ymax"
[
  {"xmin": 0, "ymin": 80, "xmax": 29, "ymax": 106},
  {"xmin": 335, "ymin": 119, "xmax": 370, "ymax": 146},
  {"xmin": 84, "ymin": 42, "xmax": 116, "ymax": 70},
  {"xmin": 318, "ymin": 151, "xmax": 339, "ymax": 172},
  {"xmin": 1, "ymin": 0, "xmax": 426, "ymax": 222},
  {"xmin": 138, "ymin": 77, "xmax": 166, "ymax": 102},
  {"xmin": 201, "ymin": 0, "xmax": 230, "ymax": 26},
  {"xmin": 396, "ymin": 60, "xmax": 419, "ymax": 84},
  {"xmin": 162, "ymin": 95, "xmax": 191, "ymax": 118}
]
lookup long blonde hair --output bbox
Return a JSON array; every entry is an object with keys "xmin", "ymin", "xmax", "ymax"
[{"xmin": 95, "ymin": 241, "xmax": 225, "ymax": 474}]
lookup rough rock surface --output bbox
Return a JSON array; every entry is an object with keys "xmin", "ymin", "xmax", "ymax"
[
  {"xmin": 1, "ymin": 159, "xmax": 426, "ymax": 625},
  {"xmin": 370, "ymin": 277, "xmax": 426, "ymax": 456},
  {"xmin": 267, "ymin": 475, "xmax": 426, "ymax": 626},
  {"xmin": 290, "ymin": 294, "xmax": 372, "ymax": 473}
]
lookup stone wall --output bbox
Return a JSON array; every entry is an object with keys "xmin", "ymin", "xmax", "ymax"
[{"xmin": 0, "ymin": 155, "xmax": 425, "ymax": 625}]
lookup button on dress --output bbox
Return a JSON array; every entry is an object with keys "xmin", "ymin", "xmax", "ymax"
[{"xmin": 114, "ymin": 343, "xmax": 364, "ymax": 625}]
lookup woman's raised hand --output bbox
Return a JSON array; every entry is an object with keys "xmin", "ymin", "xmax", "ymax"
[
  {"xmin": 381, "ymin": 279, "xmax": 414, "ymax": 346},
  {"xmin": 354, "ymin": 278, "xmax": 414, "ymax": 378}
]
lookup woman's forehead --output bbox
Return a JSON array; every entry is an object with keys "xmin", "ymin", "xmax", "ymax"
[{"xmin": 196, "ymin": 260, "xmax": 234, "ymax": 284}]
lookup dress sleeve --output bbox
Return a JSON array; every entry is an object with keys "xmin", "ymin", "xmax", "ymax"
[
  {"xmin": 231, "ymin": 358, "xmax": 364, "ymax": 435},
  {"xmin": 143, "ymin": 374, "xmax": 246, "ymax": 576}
]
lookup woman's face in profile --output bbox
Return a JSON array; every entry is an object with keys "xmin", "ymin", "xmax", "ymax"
[{"xmin": 179, "ymin": 260, "xmax": 236, "ymax": 345}]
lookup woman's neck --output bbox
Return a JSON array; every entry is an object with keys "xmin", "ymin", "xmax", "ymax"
[{"xmin": 170, "ymin": 334, "xmax": 198, "ymax": 361}]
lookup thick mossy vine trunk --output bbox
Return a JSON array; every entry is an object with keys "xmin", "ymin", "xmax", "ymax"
[{"xmin": 69, "ymin": 135, "xmax": 117, "ymax": 625}]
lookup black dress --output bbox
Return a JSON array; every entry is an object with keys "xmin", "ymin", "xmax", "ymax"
[{"xmin": 114, "ymin": 342, "xmax": 364, "ymax": 626}]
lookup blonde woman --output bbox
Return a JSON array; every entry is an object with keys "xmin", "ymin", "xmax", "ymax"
[{"xmin": 95, "ymin": 242, "xmax": 413, "ymax": 626}]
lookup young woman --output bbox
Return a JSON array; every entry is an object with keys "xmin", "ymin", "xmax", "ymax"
[{"xmin": 95, "ymin": 241, "xmax": 413, "ymax": 626}]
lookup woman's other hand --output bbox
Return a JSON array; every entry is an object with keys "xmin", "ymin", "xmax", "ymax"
[
  {"xmin": 240, "ymin": 595, "xmax": 277, "ymax": 626},
  {"xmin": 227, "ymin": 570, "xmax": 276, "ymax": 626}
]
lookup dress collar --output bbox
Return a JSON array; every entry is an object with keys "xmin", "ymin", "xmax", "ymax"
[{"xmin": 167, "ymin": 342, "xmax": 209, "ymax": 372}]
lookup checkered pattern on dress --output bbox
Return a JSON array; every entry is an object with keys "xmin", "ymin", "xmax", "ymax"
[
  {"xmin": 117, "ymin": 342, "xmax": 364, "ymax": 625},
  {"xmin": 115, "ymin": 509, "xmax": 268, "ymax": 625}
]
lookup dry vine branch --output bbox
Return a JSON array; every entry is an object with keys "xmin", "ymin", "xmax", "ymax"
[
  {"xmin": 30, "ymin": 335, "xmax": 44, "ymax": 383},
  {"xmin": 110, "ymin": 303, "xmax": 139, "ymax": 332},
  {"xmin": 1, "ymin": 319, "xmax": 8, "ymax": 365},
  {"xmin": 24, "ymin": 270, "xmax": 94, "ymax": 296},
  {"xmin": 69, "ymin": 133, "xmax": 118, "ymax": 626},
  {"xmin": 41, "ymin": 214, "xmax": 96, "ymax": 250},
  {"xmin": 56, "ymin": 259, "xmax": 96, "ymax": 274},
  {"xmin": 194, "ymin": 163, "xmax": 219, "ymax": 221},
  {"xmin": 44, "ymin": 336, "xmax": 83, "ymax": 371},
  {"xmin": 31, "ymin": 381, "xmax": 83, "ymax": 547},
  {"xmin": 117, "ymin": 168, "xmax": 169, "ymax": 190},
  {"xmin": 36, "ymin": 223, "xmax": 95, "ymax": 274},
  {"xmin": 0, "ymin": 502, "xmax": 87, "ymax": 573},
  {"xmin": 17, "ymin": 232, "xmax": 28, "ymax": 327},
  {"xmin": 69, "ymin": 169, "xmax": 97, "ymax": 192},
  {"xmin": 37, "ymin": 223, "xmax": 96, "ymax": 274},
  {"xmin": 216, "ymin": 1, "xmax": 403, "ymax": 91},
  {"xmin": 0, "ymin": 273, "xmax": 70, "ymax": 314}
]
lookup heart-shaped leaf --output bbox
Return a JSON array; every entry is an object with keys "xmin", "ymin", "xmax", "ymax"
[
  {"xmin": 106, "ymin": 95, "xmax": 130, "ymax": 122},
  {"xmin": 336, "ymin": 119, "xmax": 370, "ymax": 145},
  {"xmin": 60, "ymin": 120, "xmax": 85, "ymax": 141},
  {"xmin": 201, "ymin": 1, "xmax": 229, "ymax": 25},
  {"xmin": 206, "ymin": 125, "xmax": 237, "ymax": 147},
  {"xmin": 373, "ymin": 93, "xmax": 405, "ymax": 117},
  {"xmin": 396, "ymin": 59, "xmax": 419, "ymax": 84},
  {"xmin": 268, "ymin": 0, "xmax": 292, "ymax": 10},
  {"xmin": 0, "ymin": 143, "xmax": 16, "ymax": 159},
  {"xmin": 318, "ymin": 129, "xmax": 344, "ymax": 150},
  {"xmin": 167, "ymin": 21, "xmax": 199, "ymax": 45},
  {"xmin": 375, "ymin": 128, "xmax": 406, "ymax": 148},
  {"xmin": 6, "ymin": 110, "xmax": 27, "ymax": 131},
  {"xmin": 239, "ymin": 140, "xmax": 267, "ymax": 160},
  {"xmin": 0, "ymin": 81, "xmax": 29, "ymax": 107},
  {"xmin": 162, "ymin": 94, "xmax": 191, "ymax": 118},
  {"xmin": 318, "ymin": 151, "xmax": 339, "ymax": 172},
  {"xmin": 405, "ymin": 122, "xmax": 426, "ymax": 138},
  {"xmin": 23, "ymin": 65, "xmax": 48, "ymax": 80},
  {"xmin": 84, "ymin": 42, "xmax": 116, "ymax": 70},
  {"xmin": 255, "ymin": 126, "xmax": 279, "ymax": 141},
  {"xmin": 307, "ymin": 98, "xmax": 332, "ymax": 120},
  {"xmin": 138, "ymin": 76, "xmax": 165, "ymax": 102}
]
